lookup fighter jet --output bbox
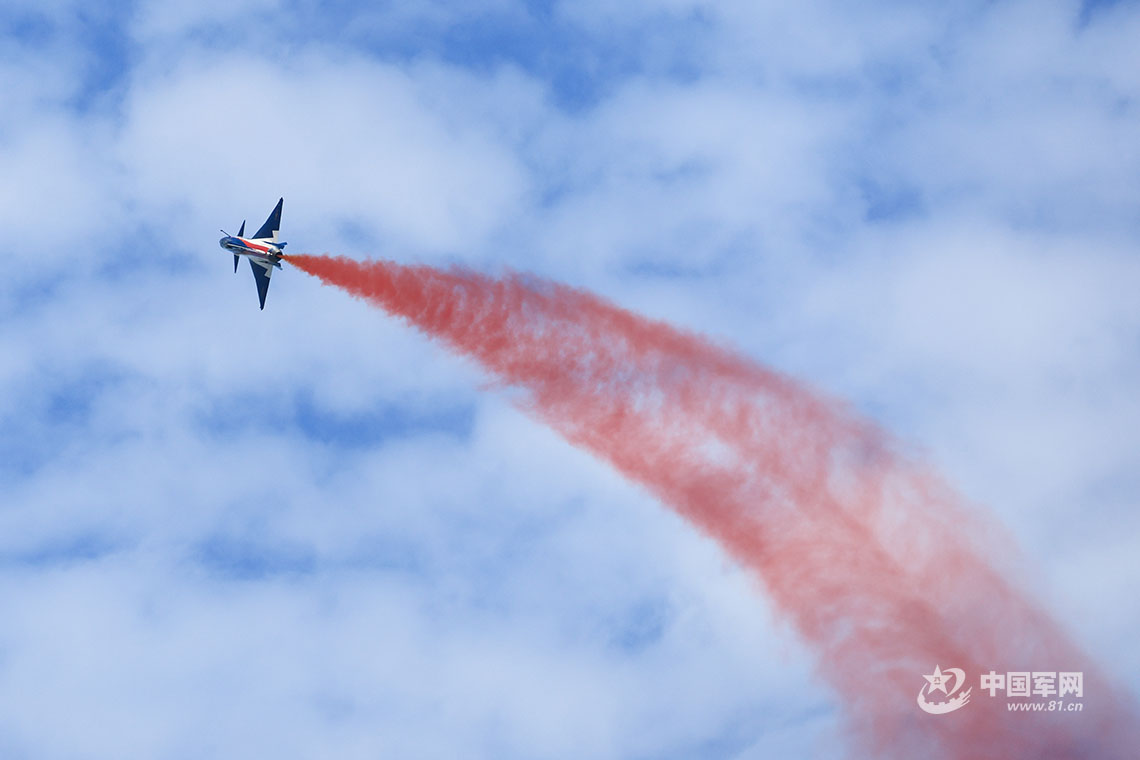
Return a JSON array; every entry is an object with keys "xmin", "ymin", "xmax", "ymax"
[{"xmin": 219, "ymin": 197, "xmax": 287, "ymax": 309}]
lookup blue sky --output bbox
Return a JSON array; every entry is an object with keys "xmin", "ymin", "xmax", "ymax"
[{"xmin": 2, "ymin": 1, "xmax": 1139, "ymax": 758}]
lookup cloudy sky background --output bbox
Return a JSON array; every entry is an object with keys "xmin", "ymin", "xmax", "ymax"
[{"xmin": 2, "ymin": 0, "xmax": 1139, "ymax": 757}]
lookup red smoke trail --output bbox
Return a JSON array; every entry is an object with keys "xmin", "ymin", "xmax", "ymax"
[{"xmin": 287, "ymin": 254, "xmax": 1136, "ymax": 759}]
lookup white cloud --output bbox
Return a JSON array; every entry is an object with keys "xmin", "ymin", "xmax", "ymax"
[
  {"xmin": 132, "ymin": 0, "xmax": 286, "ymax": 41},
  {"xmin": 2, "ymin": 1, "xmax": 1139, "ymax": 757},
  {"xmin": 116, "ymin": 51, "xmax": 528, "ymax": 255}
]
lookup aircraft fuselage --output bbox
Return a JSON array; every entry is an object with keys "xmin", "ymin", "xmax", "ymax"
[{"xmin": 220, "ymin": 236, "xmax": 284, "ymax": 268}]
